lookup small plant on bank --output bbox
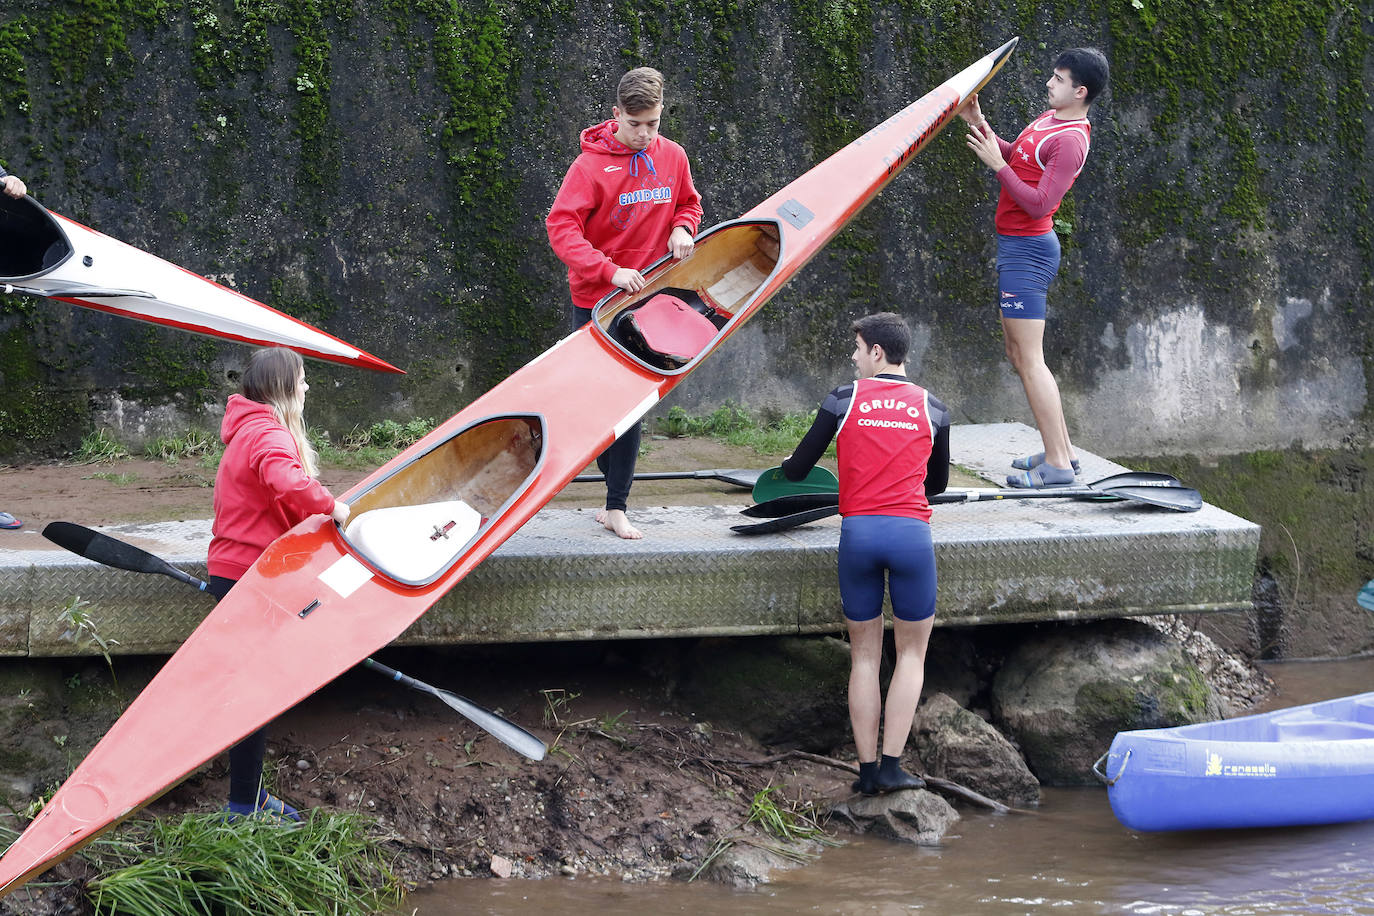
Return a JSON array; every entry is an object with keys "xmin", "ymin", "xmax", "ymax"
[
  {"xmin": 57, "ymin": 596, "xmax": 120, "ymax": 690},
  {"xmin": 144, "ymin": 428, "xmax": 220, "ymax": 462},
  {"xmin": 342, "ymin": 417, "xmax": 436, "ymax": 451},
  {"xmin": 83, "ymin": 811, "xmax": 403, "ymax": 916},
  {"xmin": 654, "ymin": 404, "xmax": 826, "ymax": 456},
  {"xmin": 75, "ymin": 429, "xmax": 130, "ymax": 464},
  {"xmin": 745, "ymin": 784, "xmax": 833, "ymax": 843},
  {"xmin": 87, "ymin": 471, "xmax": 138, "ymax": 486},
  {"xmin": 689, "ymin": 784, "xmax": 837, "ymax": 881}
]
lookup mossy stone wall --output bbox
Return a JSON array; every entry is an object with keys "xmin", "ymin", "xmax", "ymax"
[{"xmin": 0, "ymin": 1, "xmax": 1369, "ymax": 458}]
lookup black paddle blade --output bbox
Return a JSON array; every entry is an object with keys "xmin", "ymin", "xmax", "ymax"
[
  {"xmin": 741, "ymin": 492, "xmax": 841, "ymax": 518},
  {"xmin": 731, "ymin": 505, "xmax": 840, "ymax": 535},
  {"xmin": 43, "ymin": 521, "xmax": 208, "ymax": 588},
  {"xmin": 43, "ymin": 522, "xmax": 170, "ymax": 575}
]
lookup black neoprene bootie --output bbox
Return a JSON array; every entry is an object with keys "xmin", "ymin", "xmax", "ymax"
[
  {"xmin": 875, "ymin": 754, "xmax": 926, "ymax": 793},
  {"xmin": 851, "ymin": 759, "xmax": 880, "ymax": 795}
]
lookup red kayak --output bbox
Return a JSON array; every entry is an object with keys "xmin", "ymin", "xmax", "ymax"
[
  {"xmin": 0, "ymin": 38, "xmax": 1016, "ymax": 896},
  {"xmin": 0, "ymin": 194, "xmax": 400, "ymax": 373}
]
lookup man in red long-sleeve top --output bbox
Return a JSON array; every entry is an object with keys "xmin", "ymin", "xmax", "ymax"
[
  {"xmin": 546, "ymin": 66, "xmax": 703, "ymax": 539},
  {"xmin": 960, "ymin": 48, "xmax": 1109, "ymax": 488}
]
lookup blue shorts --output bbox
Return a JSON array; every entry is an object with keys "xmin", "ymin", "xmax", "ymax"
[
  {"xmin": 995, "ymin": 231, "xmax": 1061, "ymax": 320},
  {"xmin": 837, "ymin": 515, "xmax": 937, "ymax": 622}
]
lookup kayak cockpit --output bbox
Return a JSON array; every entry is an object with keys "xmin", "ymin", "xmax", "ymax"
[
  {"xmin": 0, "ymin": 194, "xmax": 71, "ymax": 280},
  {"xmin": 340, "ymin": 415, "xmax": 544, "ymax": 586},
  {"xmin": 592, "ymin": 220, "xmax": 781, "ymax": 374}
]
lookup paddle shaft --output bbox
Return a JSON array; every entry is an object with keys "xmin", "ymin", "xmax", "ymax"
[
  {"xmin": 572, "ymin": 468, "xmax": 760, "ymax": 488},
  {"xmin": 40, "ymin": 522, "xmax": 545, "ymax": 759},
  {"xmin": 734, "ymin": 480, "xmax": 1201, "ymax": 534}
]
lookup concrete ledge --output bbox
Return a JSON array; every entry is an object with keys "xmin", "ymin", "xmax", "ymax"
[{"xmin": 0, "ymin": 424, "xmax": 1261, "ymax": 656}]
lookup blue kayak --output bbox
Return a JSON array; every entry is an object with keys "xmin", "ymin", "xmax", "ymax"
[{"xmin": 1096, "ymin": 691, "xmax": 1374, "ymax": 831}]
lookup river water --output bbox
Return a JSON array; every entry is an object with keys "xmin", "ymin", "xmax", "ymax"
[{"xmin": 403, "ymin": 657, "xmax": 1374, "ymax": 915}]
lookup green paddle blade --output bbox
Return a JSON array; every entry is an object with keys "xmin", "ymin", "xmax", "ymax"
[{"xmin": 751, "ymin": 465, "xmax": 838, "ymax": 503}]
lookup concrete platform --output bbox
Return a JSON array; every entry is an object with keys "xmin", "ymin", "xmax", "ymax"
[{"xmin": 0, "ymin": 424, "xmax": 1260, "ymax": 657}]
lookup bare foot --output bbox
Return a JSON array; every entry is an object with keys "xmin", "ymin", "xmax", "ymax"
[{"xmin": 595, "ymin": 508, "xmax": 643, "ymax": 540}]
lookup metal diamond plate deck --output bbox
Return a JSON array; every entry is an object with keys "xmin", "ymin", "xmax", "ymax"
[{"xmin": 0, "ymin": 424, "xmax": 1260, "ymax": 656}]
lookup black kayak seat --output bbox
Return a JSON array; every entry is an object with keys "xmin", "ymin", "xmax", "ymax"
[{"xmin": 611, "ymin": 286, "xmax": 727, "ymax": 370}]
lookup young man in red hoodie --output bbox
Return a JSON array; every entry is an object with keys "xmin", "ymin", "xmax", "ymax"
[{"xmin": 546, "ymin": 66, "xmax": 703, "ymax": 540}]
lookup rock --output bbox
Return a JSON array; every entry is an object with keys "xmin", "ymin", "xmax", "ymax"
[
  {"xmin": 992, "ymin": 619, "xmax": 1222, "ymax": 786},
  {"xmin": 694, "ymin": 838, "xmax": 821, "ymax": 888},
  {"xmin": 911, "ymin": 693, "xmax": 1040, "ymax": 806},
  {"xmin": 676, "ymin": 636, "xmax": 851, "ymax": 751},
  {"xmin": 829, "ymin": 789, "xmax": 959, "ymax": 845},
  {"xmin": 489, "ymin": 854, "xmax": 513, "ymax": 878}
]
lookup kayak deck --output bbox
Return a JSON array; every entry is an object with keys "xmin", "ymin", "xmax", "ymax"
[{"xmin": 1, "ymin": 423, "xmax": 1261, "ymax": 656}]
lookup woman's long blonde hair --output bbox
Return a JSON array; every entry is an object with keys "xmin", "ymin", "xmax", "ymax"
[{"xmin": 241, "ymin": 348, "xmax": 319, "ymax": 477}]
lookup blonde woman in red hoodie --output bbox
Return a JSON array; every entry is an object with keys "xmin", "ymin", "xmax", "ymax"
[
  {"xmin": 208, "ymin": 347, "xmax": 349, "ymax": 821},
  {"xmin": 546, "ymin": 66, "xmax": 703, "ymax": 540}
]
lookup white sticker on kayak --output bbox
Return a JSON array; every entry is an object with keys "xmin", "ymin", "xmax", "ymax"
[
  {"xmin": 616, "ymin": 392, "xmax": 659, "ymax": 439},
  {"xmin": 319, "ymin": 554, "xmax": 372, "ymax": 598}
]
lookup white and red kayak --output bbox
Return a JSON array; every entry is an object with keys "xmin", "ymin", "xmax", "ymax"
[
  {"xmin": 0, "ymin": 38, "xmax": 1015, "ymax": 896},
  {"xmin": 0, "ymin": 195, "xmax": 401, "ymax": 373}
]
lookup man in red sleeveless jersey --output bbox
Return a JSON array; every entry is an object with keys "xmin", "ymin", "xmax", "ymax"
[
  {"xmin": 959, "ymin": 48, "xmax": 1109, "ymax": 488},
  {"xmin": 782, "ymin": 313, "xmax": 951, "ymax": 795}
]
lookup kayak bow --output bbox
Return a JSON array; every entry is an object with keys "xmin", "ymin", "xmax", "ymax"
[
  {"xmin": 0, "ymin": 194, "xmax": 401, "ymax": 373},
  {"xmin": 0, "ymin": 38, "xmax": 1017, "ymax": 895}
]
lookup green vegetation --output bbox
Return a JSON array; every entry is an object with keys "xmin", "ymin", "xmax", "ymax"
[
  {"xmin": 0, "ymin": 810, "xmax": 401, "ymax": 915},
  {"xmin": 57, "ymin": 596, "xmax": 121, "ymax": 690},
  {"xmin": 75, "ymin": 429, "xmax": 131, "ymax": 464},
  {"xmin": 1122, "ymin": 445, "xmax": 1374, "ymax": 652},
  {"xmin": 690, "ymin": 782, "xmax": 836, "ymax": 881},
  {"xmin": 745, "ymin": 783, "xmax": 834, "ymax": 843},
  {"xmin": 654, "ymin": 404, "xmax": 827, "ymax": 456},
  {"xmin": 145, "ymin": 429, "xmax": 219, "ymax": 462}
]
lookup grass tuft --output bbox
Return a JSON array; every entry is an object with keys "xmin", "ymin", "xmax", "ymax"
[
  {"xmin": 144, "ymin": 429, "xmax": 221, "ymax": 462},
  {"xmin": 654, "ymin": 404, "xmax": 824, "ymax": 456},
  {"xmin": 75, "ymin": 429, "xmax": 130, "ymax": 465},
  {"xmin": 86, "ymin": 811, "xmax": 403, "ymax": 916}
]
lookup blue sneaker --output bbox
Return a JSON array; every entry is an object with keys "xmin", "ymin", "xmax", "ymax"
[{"xmin": 222, "ymin": 789, "xmax": 303, "ymax": 824}]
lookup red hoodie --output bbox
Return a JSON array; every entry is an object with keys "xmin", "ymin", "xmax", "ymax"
[
  {"xmin": 546, "ymin": 119, "xmax": 703, "ymax": 309},
  {"xmin": 208, "ymin": 393, "xmax": 335, "ymax": 580}
]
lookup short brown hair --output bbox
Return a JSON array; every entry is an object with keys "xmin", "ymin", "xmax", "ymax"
[
  {"xmin": 617, "ymin": 67, "xmax": 664, "ymax": 114},
  {"xmin": 851, "ymin": 312, "xmax": 911, "ymax": 364}
]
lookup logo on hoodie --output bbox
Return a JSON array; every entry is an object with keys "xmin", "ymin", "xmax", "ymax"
[{"xmin": 617, "ymin": 186, "xmax": 674, "ymax": 207}]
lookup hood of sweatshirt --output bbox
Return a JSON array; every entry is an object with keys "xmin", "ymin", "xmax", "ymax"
[
  {"xmin": 220, "ymin": 393, "xmax": 280, "ymax": 445},
  {"xmin": 580, "ymin": 119, "xmax": 661, "ymax": 177}
]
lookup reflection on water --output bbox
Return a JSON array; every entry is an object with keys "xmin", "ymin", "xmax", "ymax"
[{"xmin": 404, "ymin": 657, "xmax": 1374, "ymax": 915}]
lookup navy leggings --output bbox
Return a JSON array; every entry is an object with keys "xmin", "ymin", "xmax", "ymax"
[
  {"xmin": 208, "ymin": 575, "xmax": 270, "ymax": 806},
  {"xmin": 570, "ymin": 305, "xmax": 641, "ymax": 511},
  {"xmin": 837, "ymin": 515, "xmax": 937, "ymax": 622}
]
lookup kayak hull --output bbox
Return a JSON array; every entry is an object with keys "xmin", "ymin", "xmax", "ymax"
[
  {"xmin": 1100, "ymin": 691, "xmax": 1374, "ymax": 832},
  {"xmin": 0, "ymin": 195, "xmax": 400, "ymax": 373},
  {"xmin": 0, "ymin": 38, "xmax": 1017, "ymax": 895}
]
